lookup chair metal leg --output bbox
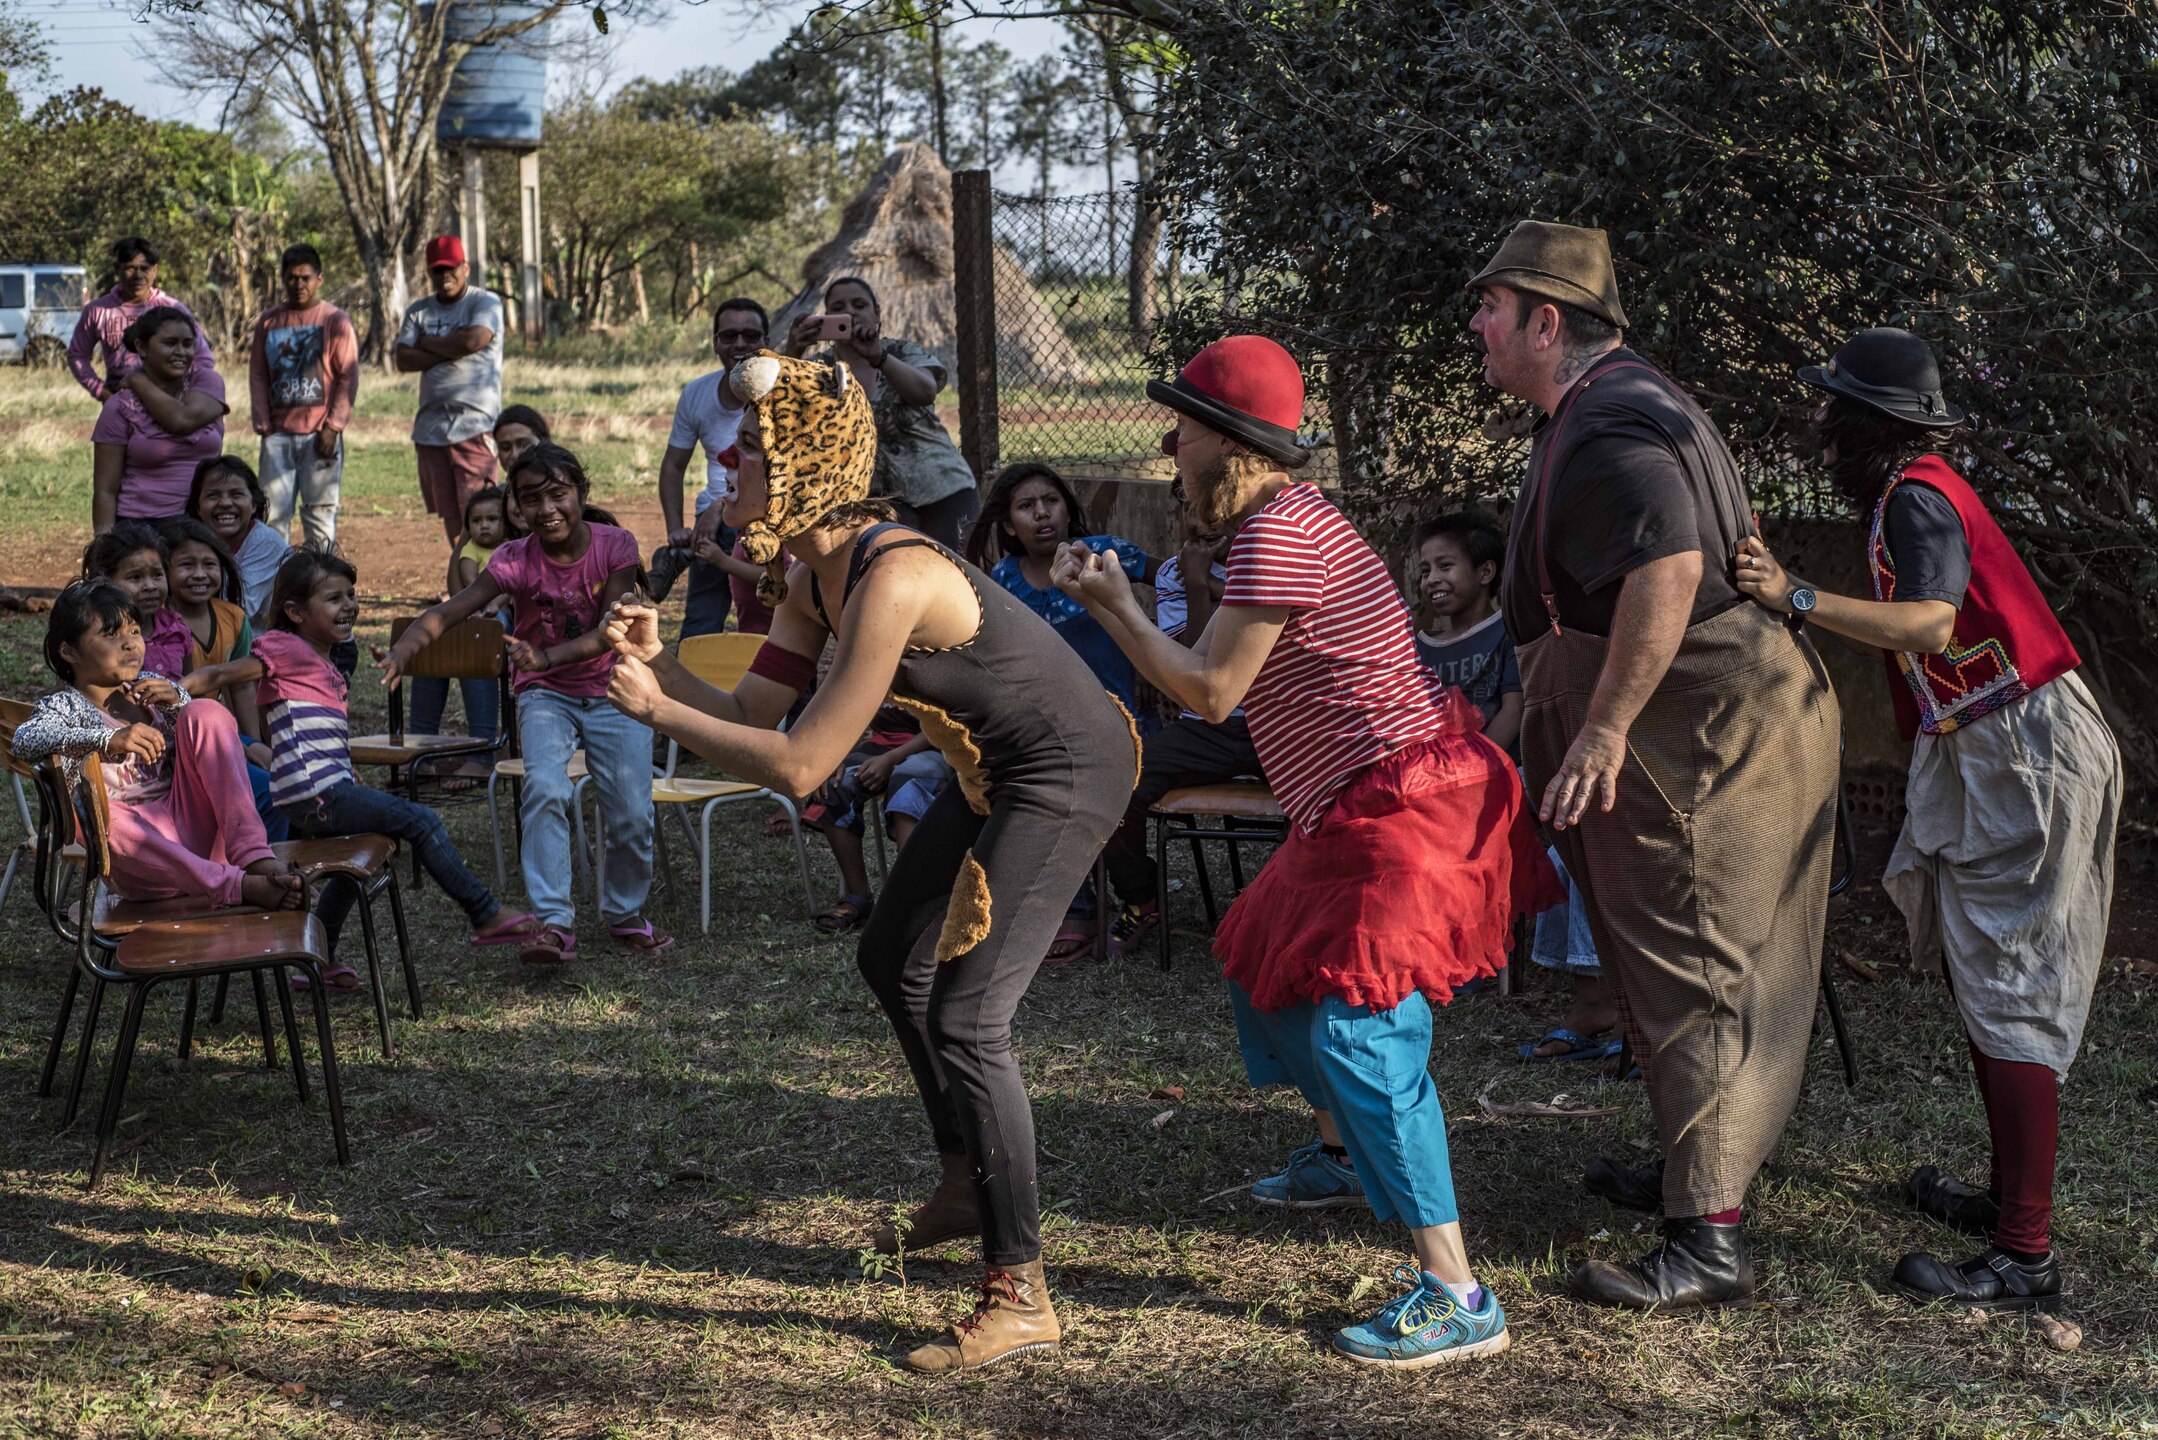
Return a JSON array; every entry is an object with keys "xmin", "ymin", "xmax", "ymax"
[
  {"xmin": 250, "ymin": 969, "xmax": 278, "ymax": 1068},
  {"xmin": 1155, "ymin": 814, "xmax": 1173, "ymax": 972},
  {"xmin": 1223, "ymin": 821, "xmax": 1248, "ymax": 894},
  {"xmin": 868, "ymin": 798, "xmax": 890, "ymax": 884},
  {"xmin": 780, "ymin": 798, "xmax": 816, "ymax": 917},
  {"xmin": 385, "ymin": 870, "xmax": 420, "ymax": 1020},
  {"xmin": 177, "ymin": 979, "xmax": 200, "ymax": 1062},
  {"xmin": 487, "ymin": 770, "xmax": 509, "ymax": 891},
  {"xmin": 39, "ymin": 966, "xmax": 82, "ymax": 1098},
  {"xmin": 306, "ymin": 968, "xmax": 352, "ymax": 1166},
  {"xmin": 1820, "ymin": 949, "xmax": 1858, "ymax": 1088},
  {"xmin": 1189, "ymin": 827, "xmax": 1220, "ymax": 927},
  {"xmin": 271, "ymin": 967, "xmax": 309, "ymax": 1103},
  {"xmin": 1092, "ymin": 852, "xmax": 1110, "ymax": 964},
  {"xmin": 62, "ymin": 975, "xmax": 107, "ymax": 1129},
  {"xmin": 700, "ymin": 804, "xmax": 716, "ymax": 934},
  {"xmin": 209, "ymin": 972, "xmax": 229, "ymax": 1026},
  {"xmin": 85, "ymin": 982, "xmax": 150, "ymax": 1190},
  {"xmin": 355, "ymin": 886, "xmax": 393, "ymax": 1059},
  {"xmin": 0, "ymin": 843, "xmax": 21, "ymax": 912},
  {"xmin": 652, "ymin": 810, "xmax": 679, "ymax": 916}
]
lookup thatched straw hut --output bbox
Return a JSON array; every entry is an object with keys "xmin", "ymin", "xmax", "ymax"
[{"xmin": 772, "ymin": 143, "xmax": 1092, "ymax": 386}]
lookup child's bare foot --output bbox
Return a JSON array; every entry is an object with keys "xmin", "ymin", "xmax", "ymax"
[{"xmin": 240, "ymin": 871, "xmax": 308, "ymax": 911}]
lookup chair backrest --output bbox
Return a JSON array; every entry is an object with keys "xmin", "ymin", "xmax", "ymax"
[
  {"xmin": 678, "ymin": 632, "xmax": 765, "ymax": 691},
  {"xmin": 390, "ymin": 615, "xmax": 506, "ymax": 680}
]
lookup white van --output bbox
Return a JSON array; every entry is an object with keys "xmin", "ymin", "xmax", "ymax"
[{"xmin": 0, "ymin": 263, "xmax": 88, "ymax": 366}]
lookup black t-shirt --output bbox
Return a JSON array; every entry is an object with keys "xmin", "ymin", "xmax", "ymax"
[
  {"xmin": 1880, "ymin": 480, "xmax": 1970, "ymax": 606},
  {"xmin": 1502, "ymin": 351, "xmax": 1752, "ymax": 643}
]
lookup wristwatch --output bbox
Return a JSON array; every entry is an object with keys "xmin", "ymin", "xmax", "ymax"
[{"xmin": 1788, "ymin": 586, "xmax": 1817, "ymax": 628}]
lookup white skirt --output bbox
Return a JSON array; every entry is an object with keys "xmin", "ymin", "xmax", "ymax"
[{"xmin": 1883, "ymin": 669, "xmax": 2121, "ymax": 1077}]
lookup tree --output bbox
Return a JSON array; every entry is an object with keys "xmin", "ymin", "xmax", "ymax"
[
  {"xmin": 1004, "ymin": 54, "xmax": 1087, "ymax": 266},
  {"xmin": 944, "ymin": 37, "xmax": 1011, "ymax": 169},
  {"xmin": 0, "ymin": 1, "xmax": 52, "ymax": 124},
  {"xmin": 148, "ymin": 0, "xmax": 594, "ymax": 358}
]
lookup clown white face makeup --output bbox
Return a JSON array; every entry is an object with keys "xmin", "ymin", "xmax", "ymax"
[{"xmin": 722, "ymin": 407, "xmax": 769, "ymax": 531}]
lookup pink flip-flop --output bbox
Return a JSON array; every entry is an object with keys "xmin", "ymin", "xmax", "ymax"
[
  {"xmin": 469, "ymin": 910, "xmax": 543, "ymax": 948},
  {"xmin": 608, "ymin": 918, "xmax": 675, "ymax": 953},
  {"xmin": 290, "ymin": 963, "xmax": 361, "ymax": 993},
  {"xmin": 518, "ymin": 926, "xmax": 577, "ymax": 967}
]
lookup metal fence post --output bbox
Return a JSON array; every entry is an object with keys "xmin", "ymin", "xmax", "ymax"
[{"xmin": 951, "ymin": 169, "xmax": 1000, "ymax": 483}]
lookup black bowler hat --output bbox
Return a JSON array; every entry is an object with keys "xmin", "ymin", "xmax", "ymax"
[{"xmin": 1797, "ymin": 328, "xmax": 1966, "ymax": 429}]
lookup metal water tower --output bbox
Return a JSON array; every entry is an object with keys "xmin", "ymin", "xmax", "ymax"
[{"xmin": 428, "ymin": 2, "xmax": 549, "ymax": 340}]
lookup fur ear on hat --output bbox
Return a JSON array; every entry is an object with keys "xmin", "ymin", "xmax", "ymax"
[{"xmin": 734, "ymin": 354, "xmax": 781, "ymax": 403}]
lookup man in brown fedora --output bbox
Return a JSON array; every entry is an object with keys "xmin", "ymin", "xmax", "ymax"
[{"xmin": 1466, "ymin": 220, "xmax": 1841, "ymax": 1310}]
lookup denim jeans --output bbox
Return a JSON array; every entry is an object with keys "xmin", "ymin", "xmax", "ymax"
[
  {"xmin": 405, "ymin": 676, "xmax": 500, "ymax": 744},
  {"xmin": 516, "ymin": 688, "xmax": 654, "ymax": 927},
  {"xmin": 280, "ymin": 779, "xmax": 499, "ymax": 956},
  {"xmin": 680, "ymin": 518, "xmax": 736, "ymax": 639},
  {"xmin": 258, "ymin": 430, "xmax": 342, "ymax": 549}
]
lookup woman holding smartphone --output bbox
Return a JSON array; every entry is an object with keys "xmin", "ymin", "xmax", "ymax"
[{"xmin": 784, "ymin": 275, "xmax": 981, "ymax": 550}]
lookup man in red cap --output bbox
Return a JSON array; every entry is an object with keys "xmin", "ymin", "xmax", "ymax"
[
  {"xmin": 1057, "ymin": 335, "xmax": 1555, "ymax": 1369},
  {"xmin": 395, "ymin": 234, "xmax": 505, "ymax": 544}
]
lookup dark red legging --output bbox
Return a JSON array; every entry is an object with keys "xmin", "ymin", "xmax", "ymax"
[{"xmin": 1968, "ymin": 1038, "xmax": 2060, "ymax": 1255}]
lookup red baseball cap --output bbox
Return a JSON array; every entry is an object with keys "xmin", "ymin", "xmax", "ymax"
[
  {"xmin": 425, "ymin": 235, "xmax": 466, "ymax": 270},
  {"xmin": 1145, "ymin": 335, "xmax": 1310, "ymax": 468}
]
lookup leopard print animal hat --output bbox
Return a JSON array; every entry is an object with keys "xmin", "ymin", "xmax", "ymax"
[{"xmin": 732, "ymin": 350, "xmax": 878, "ymax": 604}]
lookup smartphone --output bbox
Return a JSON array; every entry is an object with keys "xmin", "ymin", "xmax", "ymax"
[{"xmin": 812, "ymin": 312, "xmax": 854, "ymax": 342}]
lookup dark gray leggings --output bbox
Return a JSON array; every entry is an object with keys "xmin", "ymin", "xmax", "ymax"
[{"xmin": 854, "ymin": 775, "xmax": 1115, "ymax": 1265}]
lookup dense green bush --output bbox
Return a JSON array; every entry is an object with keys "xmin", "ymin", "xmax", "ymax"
[{"xmin": 1152, "ymin": 1, "xmax": 2158, "ymax": 785}]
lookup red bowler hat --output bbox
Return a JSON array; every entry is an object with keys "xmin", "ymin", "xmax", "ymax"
[
  {"xmin": 425, "ymin": 234, "xmax": 467, "ymax": 270},
  {"xmin": 1146, "ymin": 335, "xmax": 1310, "ymax": 468}
]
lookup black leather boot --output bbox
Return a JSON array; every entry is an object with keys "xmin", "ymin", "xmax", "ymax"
[
  {"xmin": 1892, "ymin": 1246, "xmax": 2061, "ymax": 1311},
  {"xmin": 1570, "ymin": 1217, "xmax": 1754, "ymax": 1310},
  {"xmin": 1583, "ymin": 1154, "xmax": 1665, "ymax": 1213},
  {"xmin": 1906, "ymin": 1165, "xmax": 2000, "ymax": 1237}
]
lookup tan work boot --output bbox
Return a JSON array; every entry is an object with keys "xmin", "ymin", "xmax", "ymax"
[
  {"xmin": 871, "ymin": 1152, "xmax": 981, "ymax": 1256},
  {"xmin": 903, "ymin": 1259, "xmax": 1060, "ymax": 1373}
]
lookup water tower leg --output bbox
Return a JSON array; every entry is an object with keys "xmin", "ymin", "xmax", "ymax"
[
  {"xmin": 458, "ymin": 148, "xmax": 489, "ymax": 289},
  {"xmin": 518, "ymin": 150, "xmax": 543, "ymax": 343}
]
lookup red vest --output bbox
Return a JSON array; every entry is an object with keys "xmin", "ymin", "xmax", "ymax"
[{"xmin": 1867, "ymin": 455, "xmax": 2078, "ymax": 739}]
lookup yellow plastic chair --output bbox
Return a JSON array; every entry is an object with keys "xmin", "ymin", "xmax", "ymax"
[{"xmin": 652, "ymin": 633, "xmax": 816, "ymax": 929}]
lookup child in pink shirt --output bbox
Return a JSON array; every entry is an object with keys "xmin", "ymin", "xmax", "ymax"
[
  {"xmin": 12, "ymin": 580, "xmax": 304, "ymax": 913},
  {"xmin": 82, "ymin": 523, "xmax": 194, "ymax": 682},
  {"xmin": 385, "ymin": 442, "xmax": 666, "ymax": 966}
]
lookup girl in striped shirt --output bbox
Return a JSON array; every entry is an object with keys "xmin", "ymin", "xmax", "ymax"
[
  {"xmin": 1056, "ymin": 336, "xmax": 1555, "ymax": 1371},
  {"xmin": 190, "ymin": 550, "xmax": 536, "ymax": 987}
]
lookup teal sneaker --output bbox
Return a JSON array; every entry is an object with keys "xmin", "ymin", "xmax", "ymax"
[
  {"xmin": 1330, "ymin": 1265, "xmax": 1511, "ymax": 1369},
  {"xmin": 1251, "ymin": 1141, "xmax": 1367, "ymax": 1210}
]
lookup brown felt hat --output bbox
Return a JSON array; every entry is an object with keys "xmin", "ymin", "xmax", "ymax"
[{"xmin": 1466, "ymin": 220, "xmax": 1629, "ymax": 330}]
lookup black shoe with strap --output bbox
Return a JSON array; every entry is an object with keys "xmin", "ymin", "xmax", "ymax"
[
  {"xmin": 1570, "ymin": 1217, "xmax": 1754, "ymax": 1311},
  {"xmin": 647, "ymin": 544, "xmax": 692, "ymax": 602},
  {"xmin": 1583, "ymin": 1154, "xmax": 1665, "ymax": 1214},
  {"xmin": 1892, "ymin": 1245, "xmax": 2061, "ymax": 1312},
  {"xmin": 1906, "ymin": 1164, "xmax": 2001, "ymax": 1237}
]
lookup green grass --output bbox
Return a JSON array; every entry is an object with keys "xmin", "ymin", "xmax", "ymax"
[{"xmin": 0, "ymin": 359, "xmax": 2153, "ymax": 1437}]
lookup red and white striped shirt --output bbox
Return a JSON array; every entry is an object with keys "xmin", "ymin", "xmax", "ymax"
[{"xmin": 1223, "ymin": 483, "xmax": 1448, "ymax": 832}]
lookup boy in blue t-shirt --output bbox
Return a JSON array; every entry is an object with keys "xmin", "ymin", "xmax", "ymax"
[{"xmin": 1411, "ymin": 512, "xmax": 1614, "ymax": 1068}]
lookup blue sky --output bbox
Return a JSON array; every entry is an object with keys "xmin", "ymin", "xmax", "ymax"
[{"xmin": 19, "ymin": 0, "xmax": 1068, "ymax": 125}]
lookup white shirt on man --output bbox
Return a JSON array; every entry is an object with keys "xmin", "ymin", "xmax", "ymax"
[{"xmin": 667, "ymin": 368, "xmax": 745, "ymax": 515}]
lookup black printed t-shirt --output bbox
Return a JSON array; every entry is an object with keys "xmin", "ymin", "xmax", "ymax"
[
  {"xmin": 1880, "ymin": 480, "xmax": 1971, "ymax": 607},
  {"xmin": 1502, "ymin": 350, "xmax": 1753, "ymax": 644}
]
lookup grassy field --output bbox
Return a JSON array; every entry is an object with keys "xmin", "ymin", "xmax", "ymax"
[{"xmin": 0, "ymin": 361, "xmax": 2155, "ymax": 1438}]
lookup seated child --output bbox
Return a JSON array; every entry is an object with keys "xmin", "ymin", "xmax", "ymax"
[
  {"xmin": 188, "ymin": 549, "xmax": 538, "ymax": 986},
  {"xmin": 158, "ymin": 515, "xmax": 287, "ymax": 842},
  {"xmin": 407, "ymin": 483, "xmax": 511, "ymax": 753},
  {"xmin": 966, "ymin": 461, "xmax": 1158, "ymax": 961},
  {"xmin": 83, "ymin": 523, "xmax": 192, "ymax": 682},
  {"xmin": 803, "ymin": 705, "xmax": 952, "ymax": 933},
  {"xmin": 1412, "ymin": 513, "xmax": 1612, "ymax": 1066},
  {"xmin": 383, "ymin": 442, "xmax": 666, "ymax": 966},
  {"xmin": 13, "ymin": 579, "xmax": 305, "ymax": 913}
]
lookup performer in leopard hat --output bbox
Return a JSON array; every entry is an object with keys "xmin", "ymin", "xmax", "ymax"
[
  {"xmin": 599, "ymin": 350, "xmax": 1138, "ymax": 1372},
  {"xmin": 1735, "ymin": 327, "xmax": 2121, "ymax": 1312}
]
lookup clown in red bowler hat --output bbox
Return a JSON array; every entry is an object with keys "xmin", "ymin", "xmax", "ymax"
[{"xmin": 1054, "ymin": 335, "xmax": 1559, "ymax": 1369}]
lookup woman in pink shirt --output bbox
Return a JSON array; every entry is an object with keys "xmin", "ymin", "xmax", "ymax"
[{"xmin": 91, "ymin": 308, "xmax": 226, "ymax": 531}]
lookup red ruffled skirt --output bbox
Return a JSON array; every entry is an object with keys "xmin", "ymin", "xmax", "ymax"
[{"xmin": 1215, "ymin": 733, "xmax": 1562, "ymax": 1014}]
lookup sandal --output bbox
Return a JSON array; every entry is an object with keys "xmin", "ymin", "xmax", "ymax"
[
  {"xmin": 469, "ymin": 910, "xmax": 543, "ymax": 948},
  {"xmin": 813, "ymin": 894, "xmax": 875, "ymax": 935},
  {"xmin": 1042, "ymin": 922, "xmax": 1097, "ymax": 966},
  {"xmin": 1518, "ymin": 1028, "xmax": 1622, "ymax": 1063},
  {"xmin": 290, "ymin": 963, "xmax": 361, "ymax": 993},
  {"xmin": 609, "ymin": 918, "xmax": 675, "ymax": 953},
  {"xmin": 518, "ymin": 926, "xmax": 577, "ymax": 967}
]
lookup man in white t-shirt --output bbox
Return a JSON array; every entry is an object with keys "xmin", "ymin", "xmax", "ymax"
[{"xmin": 651, "ymin": 298, "xmax": 769, "ymax": 636}]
